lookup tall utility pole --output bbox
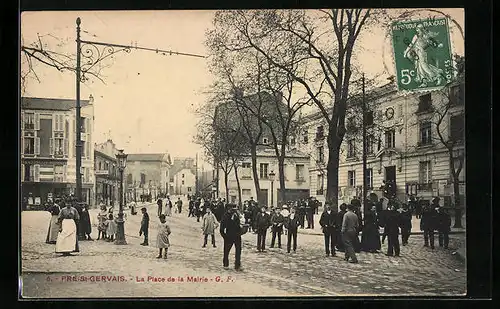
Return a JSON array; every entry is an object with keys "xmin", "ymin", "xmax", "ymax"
[
  {"xmin": 361, "ymin": 73, "xmax": 368, "ymax": 216},
  {"xmin": 195, "ymin": 153, "xmax": 199, "ymax": 195},
  {"xmin": 75, "ymin": 18, "xmax": 83, "ymax": 202}
]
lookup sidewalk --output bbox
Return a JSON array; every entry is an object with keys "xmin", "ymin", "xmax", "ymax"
[{"xmin": 296, "ymin": 212, "xmax": 466, "ymax": 237}]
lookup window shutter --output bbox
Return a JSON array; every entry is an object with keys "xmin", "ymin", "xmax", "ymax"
[
  {"xmin": 73, "ymin": 118, "xmax": 76, "ymax": 133},
  {"xmin": 34, "ymin": 113, "xmax": 40, "ymax": 130},
  {"xmin": 63, "ymin": 165, "xmax": 67, "ymax": 182},
  {"xmin": 52, "ymin": 114, "xmax": 56, "ymax": 133},
  {"xmin": 87, "ymin": 133, "xmax": 91, "ymax": 158},
  {"xmin": 21, "ymin": 164, "xmax": 25, "ymax": 182},
  {"xmin": 21, "ymin": 113, "xmax": 24, "ymax": 155},
  {"xmin": 64, "ymin": 138, "xmax": 69, "ymax": 157},
  {"xmin": 34, "ymin": 164, "xmax": 40, "ymax": 182},
  {"xmin": 35, "ymin": 137, "xmax": 40, "ymax": 155},
  {"xmin": 49, "ymin": 138, "xmax": 54, "ymax": 156}
]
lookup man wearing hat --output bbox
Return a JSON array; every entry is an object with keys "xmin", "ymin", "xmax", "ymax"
[
  {"xmin": 320, "ymin": 203, "xmax": 337, "ymax": 257},
  {"xmin": 139, "ymin": 207, "xmax": 149, "ymax": 246},
  {"xmin": 220, "ymin": 204, "xmax": 243, "ymax": 271},
  {"xmin": 270, "ymin": 207, "xmax": 285, "ymax": 249},
  {"xmin": 255, "ymin": 205, "xmax": 271, "ymax": 252}
]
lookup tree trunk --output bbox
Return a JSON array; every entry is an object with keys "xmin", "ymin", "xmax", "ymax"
[
  {"xmin": 278, "ymin": 157, "xmax": 286, "ymax": 205},
  {"xmin": 234, "ymin": 162, "xmax": 243, "ymax": 210},
  {"xmin": 224, "ymin": 170, "xmax": 230, "ymax": 202},
  {"xmin": 449, "ymin": 154, "xmax": 463, "ymax": 228},
  {"xmin": 326, "ymin": 133, "xmax": 342, "ymax": 208},
  {"xmin": 250, "ymin": 145, "xmax": 261, "ymax": 200}
]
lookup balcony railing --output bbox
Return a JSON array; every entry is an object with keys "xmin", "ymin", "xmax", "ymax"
[
  {"xmin": 418, "ymin": 182, "xmax": 433, "ymax": 191},
  {"xmin": 316, "ymin": 189, "xmax": 324, "ymax": 195},
  {"xmin": 24, "ymin": 123, "xmax": 35, "ymax": 130}
]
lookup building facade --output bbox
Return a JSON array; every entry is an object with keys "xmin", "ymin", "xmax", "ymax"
[
  {"xmin": 94, "ymin": 140, "xmax": 120, "ymax": 207},
  {"xmin": 297, "ymin": 82, "xmax": 465, "ymax": 208},
  {"xmin": 168, "ymin": 157, "xmax": 196, "ymax": 195},
  {"xmin": 172, "ymin": 168, "xmax": 196, "ymax": 195},
  {"xmin": 124, "ymin": 153, "xmax": 172, "ymax": 201},
  {"xmin": 21, "ymin": 96, "xmax": 95, "ymax": 207},
  {"xmin": 217, "ymin": 147, "xmax": 310, "ymax": 206}
]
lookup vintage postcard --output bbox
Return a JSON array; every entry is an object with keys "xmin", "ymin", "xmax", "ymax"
[{"xmin": 20, "ymin": 9, "xmax": 466, "ymax": 298}]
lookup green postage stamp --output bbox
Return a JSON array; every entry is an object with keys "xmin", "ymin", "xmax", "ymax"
[{"xmin": 391, "ymin": 17, "xmax": 453, "ymax": 92}]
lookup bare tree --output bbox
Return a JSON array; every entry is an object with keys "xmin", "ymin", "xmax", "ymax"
[{"xmin": 208, "ymin": 9, "xmax": 380, "ymax": 205}]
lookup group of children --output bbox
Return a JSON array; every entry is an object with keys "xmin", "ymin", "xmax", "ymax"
[{"xmin": 96, "ymin": 205, "xmax": 118, "ymax": 241}]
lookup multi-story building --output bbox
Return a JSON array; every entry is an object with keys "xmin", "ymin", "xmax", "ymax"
[
  {"xmin": 172, "ymin": 168, "xmax": 196, "ymax": 195},
  {"xmin": 217, "ymin": 146, "xmax": 310, "ymax": 206},
  {"xmin": 297, "ymin": 82, "xmax": 465, "ymax": 207},
  {"xmin": 21, "ymin": 96, "xmax": 95, "ymax": 207},
  {"xmin": 168, "ymin": 157, "xmax": 196, "ymax": 195},
  {"xmin": 124, "ymin": 153, "xmax": 172, "ymax": 201},
  {"xmin": 94, "ymin": 139, "xmax": 120, "ymax": 207}
]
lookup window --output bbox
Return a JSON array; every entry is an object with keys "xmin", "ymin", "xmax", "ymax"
[
  {"xmin": 98, "ymin": 162, "xmax": 102, "ymax": 170},
  {"xmin": 259, "ymin": 163, "xmax": 269, "ymax": 179},
  {"xmin": 317, "ymin": 174, "xmax": 324, "ymax": 195},
  {"xmin": 169, "ymin": 176, "xmax": 174, "ymax": 182},
  {"xmin": 127, "ymin": 173, "xmax": 133, "ymax": 184},
  {"xmin": 187, "ymin": 187, "xmax": 192, "ymax": 192},
  {"xmin": 364, "ymin": 111, "xmax": 374, "ymax": 126},
  {"xmin": 53, "ymin": 132, "xmax": 64, "ymax": 156},
  {"xmin": 182, "ymin": 180, "xmax": 185, "ymax": 185},
  {"xmin": 420, "ymin": 121, "xmax": 432, "ymax": 145},
  {"xmin": 295, "ymin": 164, "xmax": 305, "ymax": 181},
  {"xmin": 290, "ymin": 136, "xmax": 296, "ymax": 145},
  {"xmin": 182, "ymin": 174, "xmax": 185, "ymax": 178},
  {"xmin": 385, "ymin": 129, "xmax": 395, "ymax": 148},
  {"xmin": 54, "ymin": 114, "xmax": 64, "ymax": 132},
  {"xmin": 263, "ymin": 137, "xmax": 268, "ymax": 144},
  {"xmin": 80, "ymin": 117, "xmax": 86, "ymax": 132},
  {"xmin": 24, "ymin": 113, "xmax": 35, "ymax": 130},
  {"xmin": 450, "ymin": 113, "xmax": 464, "ymax": 141},
  {"xmin": 242, "ymin": 189, "xmax": 251, "ymax": 195},
  {"xmin": 316, "ymin": 125, "xmax": 324, "ymax": 140},
  {"xmin": 24, "ymin": 131, "xmax": 35, "ymax": 154},
  {"xmin": 242, "ymin": 162, "xmax": 251, "ymax": 168},
  {"xmin": 417, "ymin": 93, "xmax": 433, "ymax": 113},
  {"xmin": 54, "ymin": 165, "xmax": 64, "ymax": 182},
  {"xmin": 366, "ymin": 168, "xmax": 373, "ymax": 189},
  {"xmin": 317, "ymin": 146, "xmax": 324, "ymax": 163},
  {"xmin": 450, "ymin": 84, "xmax": 464, "ymax": 105},
  {"xmin": 140, "ymin": 173, "xmax": 146, "ymax": 186},
  {"xmin": 81, "ymin": 140, "xmax": 86, "ymax": 158},
  {"xmin": 347, "ymin": 139, "xmax": 356, "ymax": 158},
  {"xmin": 302, "ymin": 130, "xmax": 308, "ymax": 143},
  {"xmin": 365, "ymin": 134, "xmax": 374, "ymax": 154},
  {"xmin": 348, "ymin": 170, "xmax": 356, "ymax": 187},
  {"xmin": 419, "ymin": 161, "xmax": 432, "ymax": 184}
]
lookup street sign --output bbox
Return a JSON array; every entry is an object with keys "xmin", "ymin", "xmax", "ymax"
[{"xmin": 391, "ymin": 17, "xmax": 453, "ymax": 92}]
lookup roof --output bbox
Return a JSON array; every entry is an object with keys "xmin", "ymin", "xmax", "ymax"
[
  {"xmin": 254, "ymin": 145, "xmax": 309, "ymax": 159},
  {"xmin": 127, "ymin": 153, "xmax": 170, "ymax": 162},
  {"xmin": 21, "ymin": 97, "xmax": 91, "ymax": 111},
  {"xmin": 169, "ymin": 158, "xmax": 196, "ymax": 176}
]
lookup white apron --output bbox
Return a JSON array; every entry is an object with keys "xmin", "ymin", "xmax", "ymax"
[{"xmin": 55, "ymin": 219, "xmax": 78, "ymax": 253}]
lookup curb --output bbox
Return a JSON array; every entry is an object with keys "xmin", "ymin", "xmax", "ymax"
[{"xmin": 296, "ymin": 230, "xmax": 466, "ymax": 237}]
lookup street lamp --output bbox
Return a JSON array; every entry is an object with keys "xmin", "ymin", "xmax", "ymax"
[
  {"xmin": 269, "ymin": 170, "xmax": 276, "ymax": 208},
  {"xmin": 115, "ymin": 149, "xmax": 128, "ymax": 245}
]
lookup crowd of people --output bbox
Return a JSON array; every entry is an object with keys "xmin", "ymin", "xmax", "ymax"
[{"xmin": 39, "ymin": 192, "xmax": 453, "ymax": 270}]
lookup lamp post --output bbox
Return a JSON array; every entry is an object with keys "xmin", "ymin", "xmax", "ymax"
[
  {"xmin": 115, "ymin": 149, "xmax": 128, "ymax": 245},
  {"xmin": 269, "ymin": 171, "xmax": 276, "ymax": 208}
]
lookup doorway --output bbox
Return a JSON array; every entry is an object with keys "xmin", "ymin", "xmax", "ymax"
[
  {"xmin": 385, "ymin": 165, "xmax": 397, "ymax": 197},
  {"xmin": 258, "ymin": 189, "xmax": 268, "ymax": 206}
]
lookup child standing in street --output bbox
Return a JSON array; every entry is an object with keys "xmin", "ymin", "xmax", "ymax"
[
  {"xmin": 139, "ymin": 207, "xmax": 149, "ymax": 246},
  {"xmin": 156, "ymin": 214, "xmax": 171, "ymax": 259},
  {"xmin": 106, "ymin": 213, "xmax": 117, "ymax": 242}
]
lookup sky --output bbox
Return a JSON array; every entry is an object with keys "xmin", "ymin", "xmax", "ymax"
[{"xmin": 20, "ymin": 9, "xmax": 464, "ymax": 167}]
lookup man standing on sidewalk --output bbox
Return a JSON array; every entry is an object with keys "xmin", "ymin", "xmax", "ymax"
[
  {"xmin": 139, "ymin": 207, "xmax": 149, "ymax": 246},
  {"xmin": 320, "ymin": 204, "xmax": 337, "ymax": 257},
  {"xmin": 421, "ymin": 199, "xmax": 438, "ymax": 249},
  {"xmin": 384, "ymin": 206, "xmax": 401, "ymax": 257},
  {"xmin": 438, "ymin": 207, "xmax": 451, "ymax": 249},
  {"xmin": 341, "ymin": 204, "xmax": 359, "ymax": 263},
  {"xmin": 176, "ymin": 197, "xmax": 183, "ymax": 214},
  {"xmin": 400, "ymin": 204, "xmax": 412, "ymax": 246},
  {"xmin": 284, "ymin": 207, "xmax": 300, "ymax": 253},
  {"xmin": 220, "ymin": 204, "xmax": 243, "ymax": 271},
  {"xmin": 270, "ymin": 207, "xmax": 284, "ymax": 249},
  {"xmin": 157, "ymin": 198, "xmax": 163, "ymax": 217},
  {"xmin": 255, "ymin": 206, "xmax": 271, "ymax": 252}
]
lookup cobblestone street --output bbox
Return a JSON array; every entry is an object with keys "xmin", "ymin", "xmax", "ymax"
[{"xmin": 21, "ymin": 200, "xmax": 466, "ymax": 298}]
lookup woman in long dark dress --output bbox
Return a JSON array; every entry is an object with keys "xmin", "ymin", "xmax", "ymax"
[
  {"xmin": 55, "ymin": 201, "xmax": 80, "ymax": 256},
  {"xmin": 79, "ymin": 204, "xmax": 93, "ymax": 240},
  {"xmin": 45, "ymin": 201, "xmax": 60, "ymax": 244},
  {"xmin": 361, "ymin": 205, "xmax": 382, "ymax": 253}
]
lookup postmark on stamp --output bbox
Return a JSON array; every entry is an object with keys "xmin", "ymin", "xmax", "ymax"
[{"xmin": 391, "ymin": 17, "xmax": 453, "ymax": 92}]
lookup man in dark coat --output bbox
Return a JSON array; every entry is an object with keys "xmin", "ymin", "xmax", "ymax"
[
  {"xmin": 342, "ymin": 204, "xmax": 359, "ymax": 263},
  {"xmin": 195, "ymin": 198, "xmax": 202, "ymax": 222},
  {"xmin": 255, "ymin": 206, "xmax": 271, "ymax": 252},
  {"xmin": 220, "ymin": 204, "xmax": 243, "ymax": 271},
  {"xmin": 251, "ymin": 202, "xmax": 260, "ymax": 233},
  {"xmin": 270, "ymin": 208, "xmax": 285, "ymax": 248},
  {"xmin": 335, "ymin": 203, "xmax": 347, "ymax": 252},
  {"xmin": 305, "ymin": 198, "xmax": 314, "ymax": 229},
  {"xmin": 384, "ymin": 205, "xmax": 401, "ymax": 257},
  {"xmin": 215, "ymin": 198, "xmax": 225, "ymax": 222},
  {"xmin": 157, "ymin": 198, "xmax": 163, "ymax": 217},
  {"xmin": 400, "ymin": 204, "xmax": 412, "ymax": 246},
  {"xmin": 319, "ymin": 204, "xmax": 337, "ymax": 257},
  {"xmin": 79, "ymin": 204, "xmax": 92, "ymax": 240},
  {"xmin": 437, "ymin": 207, "xmax": 451, "ymax": 249},
  {"xmin": 421, "ymin": 200, "xmax": 438, "ymax": 249},
  {"xmin": 284, "ymin": 207, "xmax": 300, "ymax": 253},
  {"xmin": 139, "ymin": 207, "xmax": 149, "ymax": 245},
  {"xmin": 298, "ymin": 200, "xmax": 306, "ymax": 228},
  {"xmin": 73, "ymin": 200, "xmax": 84, "ymax": 240},
  {"xmin": 188, "ymin": 197, "xmax": 195, "ymax": 217}
]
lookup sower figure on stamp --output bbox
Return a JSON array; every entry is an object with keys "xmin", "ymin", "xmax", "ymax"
[
  {"xmin": 220, "ymin": 204, "xmax": 243, "ymax": 271},
  {"xmin": 139, "ymin": 207, "xmax": 149, "ymax": 246},
  {"xmin": 255, "ymin": 205, "xmax": 271, "ymax": 252},
  {"xmin": 320, "ymin": 203, "xmax": 337, "ymax": 257},
  {"xmin": 270, "ymin": 207, "xmax": 284, "ymax": 249}
]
